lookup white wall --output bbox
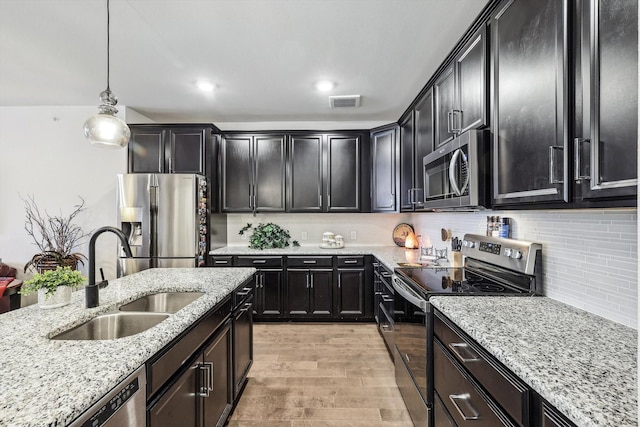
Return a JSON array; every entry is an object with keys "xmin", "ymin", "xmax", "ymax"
[
  {"xmin": 228, "ymin": 209, "xmax": 638, "ymax": 328},
  {"xmin": 0, "ymin": 106, "xmax": 136, "ymax": 288}
]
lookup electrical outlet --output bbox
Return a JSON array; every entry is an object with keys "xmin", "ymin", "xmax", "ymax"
[
  {"xmin": 350, "ymin": 231, "xmax": 357, "ymax": 240},
  {"xmin": 301, "ymin": 231, "xmax": 308, "ymax": 241}
]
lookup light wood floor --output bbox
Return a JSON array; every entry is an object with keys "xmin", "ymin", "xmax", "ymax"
[{"xmin": 227, "ymin": 323, "xmax": 413, "ymax": 427}]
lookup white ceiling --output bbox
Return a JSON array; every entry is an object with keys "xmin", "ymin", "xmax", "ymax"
[{"xmin": 0, "ymin": 0, "xmax": 489, "ymax": 125}]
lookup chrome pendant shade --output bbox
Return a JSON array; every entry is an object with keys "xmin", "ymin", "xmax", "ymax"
[{"xmin": 84, "ymin": 0, "xmax": 130, "ymax": 148}]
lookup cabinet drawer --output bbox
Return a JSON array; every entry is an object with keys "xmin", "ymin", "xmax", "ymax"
[
  {"xmin": 210, "ymin": 256, "xmax": 234, "ymax": 266},
  {"xmin": 236, "ymin": 256, "xmax": 283, "ymax": 267},
  {"xmin": 434, "ymin": 339, "xmax": 514, "ymax": 427},
  {"xmin": 147, "ymin": 297, "xmax": 232, "ymax": 398},
  {"xmin": 336, "ymin": 256, "xmax": 364, "ymax": 267},
  {"xmin": 435, "ymin": 312, "xmax": 528, "ymax": 426},
  {"xmin": 286, "ymin": 256, "xmax": 333, "ymax": 267}
]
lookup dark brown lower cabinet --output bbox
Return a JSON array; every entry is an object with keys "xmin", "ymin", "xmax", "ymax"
[
  {"xmin": 286, "ymin": 269, "xmax": 333, "ymax": 317},
  {"xmin": 232, "ymin": 296, "xmax": 253, "ymax": 399},
  {"xmin": 335, "ymin": 269, "xmax": 365, "ymax": 317},
  {"xmin": 149, "ymin": 320, "xmax": 232, "ymax": 427}
]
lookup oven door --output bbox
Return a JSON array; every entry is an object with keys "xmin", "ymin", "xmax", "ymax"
[{"xmin": 392, "ymin": 275, "xmax": 432, "ymax": 426}]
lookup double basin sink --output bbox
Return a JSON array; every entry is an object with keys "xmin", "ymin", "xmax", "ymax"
[{"xmin": 52, "ymin": 292, "xmax": 204, "ymax": 341}]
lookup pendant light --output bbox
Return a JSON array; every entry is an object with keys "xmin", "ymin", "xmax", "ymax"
[{"xmin": 83, "ymin": 0, "xmax": 131, "ymax": 148}]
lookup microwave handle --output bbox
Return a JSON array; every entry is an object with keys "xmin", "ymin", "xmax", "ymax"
[{"xmin": 448, "ymin": 148, "xmax": 469, "ymax": 196}]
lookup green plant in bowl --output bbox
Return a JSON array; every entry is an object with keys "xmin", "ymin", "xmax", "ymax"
[
  {"xmin": 20, "ymin": 266, "xmax": 86, "ymax": 297},
  {"xmin": 239, "ymin": 223, "xmax": 300, "ymax": 250}
]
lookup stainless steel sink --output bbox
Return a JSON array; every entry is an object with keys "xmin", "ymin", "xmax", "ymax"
[
  {"xmin": 52, "ymin": 312, "xmax": 170, "ymax": 340},
  {"xmin": 118, "ymin": 292, "xmax": 204, "ymax": 313}
]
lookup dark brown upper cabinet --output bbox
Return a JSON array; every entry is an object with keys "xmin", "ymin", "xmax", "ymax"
[
  {"xmin": 287, "ymin": 134, "xmax": 324, "ymax": 212},
  {"xmin": 400, "ymin": 88, "xmax": 435, "ymax": 211},
  {"xmin": 220, "ymin": 134, "xmax": 286, "ymax": 213},
  {"xmin": 491, "ymin": 0, "xmax": 570, "ymax": 206},
  {"xmin": 575, "ymin": 0, "xmax": 637, "ymax": 201},
  {"xmin": 326, "ymin": 134, "xmax": 363, "ymax": 212},
  {"xmin": 434, "ymin": 26, "xmax": 488, "ymax": 149},
  {"xmin": 128, "ymin": 124, "xmax": 210, "ymax": 175},
  {"xmin": 371, "ymin": 125, "xmax": 399, "ymax": 213}
]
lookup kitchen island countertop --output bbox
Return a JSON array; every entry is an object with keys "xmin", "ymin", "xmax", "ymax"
[
  {"xmin": 0, "ymin": 267, "xmax": 255, "ymax": 427},
  {"xmin": 430, "ymin": 296, "xmax": 638, "ymax": 427}
]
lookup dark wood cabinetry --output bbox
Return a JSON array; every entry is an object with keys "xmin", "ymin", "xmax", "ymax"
[
  {"xmin": 335, "ymin": 268, "xmax": 365, "ymax": 316},
  {"xmin": 220, "ymin": 134, "xmax": 286, "ymax": 213},
  {"xmin": 456, "ymin": 26, "xmax": 488, "ymax": 133},
  {"xmin": 434, "ymin": 64, "xmax": 456, "ymax": 148},
  {"xmin": 288, "ymin": 134, "xmax": 324, "ymax": 212},
  {"xmin": 491, "ymin": 0, "xmax": 570, "ymax": 205},
  {"xmin": 327, "ymin": 134, "xmax": 363, "ymax": 212},
  {"xmin": 200, "ymin": 321, "xmax": 233, "ymax": 427},
  {"xmin": 236, "ymin": 256, "xmax": 284, "ymax": 319},
  {"xmin": 286, "ymin": 268, "xmax": 334, "ymax": 317},
  {"xmin": 371, "ymin": 125, "xmax": 399, "ymax": 212},
  {"xmin": 576, "ymin": 0, "xmax": 638, "ymax": 201},
  {"xmin": 128, "ymin": 124, "xmax": 211, "ymax": 175}
]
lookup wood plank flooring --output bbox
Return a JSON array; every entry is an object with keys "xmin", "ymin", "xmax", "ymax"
[{"xmin": 228, "ymin": 323, "xmax": 413, "ymax": 426}]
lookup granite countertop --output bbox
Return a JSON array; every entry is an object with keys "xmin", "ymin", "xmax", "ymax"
[
  {"xmin": 0, "ymin": 267, "xmax": 255, "ymax": 427},
  {"xmin": 430, "ymin": 296, "xmax": 638, "ymax": 427}
]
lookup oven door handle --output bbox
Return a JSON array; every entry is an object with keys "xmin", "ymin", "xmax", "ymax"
[{"xmin": 392, "ymin": 275, "xmax": 427, "ymax": 312}]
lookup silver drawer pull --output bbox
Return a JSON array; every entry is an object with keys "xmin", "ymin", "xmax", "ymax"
[
  {"xmin": 303, "ymin": 260, "xmax": 317, "ymax": 264},
  {"xmin": 214, "ymin": 260, "xmax": 229, "ymax": 264},
  {"xmin": 449, "ymin": 393, "xmax": 480, "ymax": 420},
  {"xmin": 449, "ymin": 343, "xmax": 481, "ymax": 363},
  {"xmin": 252, "ymin": 259, "xmax": 267, "ymax": 264},
  {"xmin": 343, "ymin": 259, "xmax": 358, "ymax": 264}
]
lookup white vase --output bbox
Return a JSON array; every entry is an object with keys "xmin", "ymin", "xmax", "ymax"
[{"xmin": 37, "ymin": 285, "xmax": 72, "ymax": 309}]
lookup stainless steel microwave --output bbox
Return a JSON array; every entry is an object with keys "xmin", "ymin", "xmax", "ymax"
[{"xmin": 422, "ymin": 129, "xmax": 489, "ymax": 210}]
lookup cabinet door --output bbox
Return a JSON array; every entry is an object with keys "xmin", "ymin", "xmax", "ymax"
[
  {"xmin": 233, "ymin": 298, "xmax": 253, "ymax": 399},
  {"xmin": 492, "ymin": 0, "xmax": 569, "ymax": 205},
  {"xmin": 221, "ymin": 136, "xmax": 253, "ymax": 212},
  {"xmin": 336, "ymin": 269, "xmax": 365, "ymax": 317},
  {"xmin": 413, "ymin": 89, "xmax": 434, "ymax": 208},
  {"xmin": 310, "ymin": 269, "xmax": 333, "ymax": 316},
  {"xmin": 578, "ymin": 0, "xmax": 638, "ymax": 199},
  {"xmin": 254, "ymin": 135, "xmax": 286, "ymax": 211},
  {"xmin": 456, "ymin": 25, "xmax": 487, "ymax": 133},
  {"xmin": 201, "ymin": 321, "xmax": 233, "ymax": 427},
  {"xmin": 286, "ymin": 269, "xmax": 311, "ymax": 316},
  {"xmin": 434, "ymin": 64, "xmax": 456, "ymax": 147},
  {"xmin": 259, "ymin": 270, "xmax": 284, "ymax": 317},
  {"xmin": 128, "ymin": 126, "xmax": 165, "ymax": 173},
  {"xmin": 371, "ymin": 127, "xmax": 398, "ymax": 212},
  {"xmin": 168, "ymin": 127, "xmax": 206, "ymax": 174},
  {"xmin": 288, "ymin": 135, "xmax": 324, "ymax": 212},
  {"xmin": 327, "ymin": 135, "xmax": 361, "ymax": 212},
  {"xmin": 148, "ymin": 362, "xmax": 199, "ymax": 427},
  {"xmin": 399, "ymin": 113, "xmax": 415, "ymax": 211}
]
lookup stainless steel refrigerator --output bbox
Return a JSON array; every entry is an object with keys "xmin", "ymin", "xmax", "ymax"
[{"xmin": 116, "ymin": 173, "xmax": 208, "ymax": 276}]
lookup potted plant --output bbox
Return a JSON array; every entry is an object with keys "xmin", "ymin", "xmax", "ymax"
[
  {"xmin": 19, "ymin": 266, "xmax": 85, "ymax": 309},
  {"xmin": 22, "ymin": 195, "xmax": 89, "ymax": 273},
  {"xmin": 239, "ymin": 223, "xmax": 300, "ymax": 249}
]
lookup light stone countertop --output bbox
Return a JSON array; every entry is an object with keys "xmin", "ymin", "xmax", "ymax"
[
  {"xmin": 430, "ymin": 296, "xmax": 638, "ymax": 427},
  {"xmin": 0, "ymin": 267, "xmax": 255, "ymax": 427}
]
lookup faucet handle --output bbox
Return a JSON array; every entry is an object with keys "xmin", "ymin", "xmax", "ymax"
[{"xmin": 98, "ymin": 279, "xmax": 109, "ymax": 289}]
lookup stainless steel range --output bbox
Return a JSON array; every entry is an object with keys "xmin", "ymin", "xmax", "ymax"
[{"xmin": 392, "ymin": 234, "xmax": 542, "ymax": 426}]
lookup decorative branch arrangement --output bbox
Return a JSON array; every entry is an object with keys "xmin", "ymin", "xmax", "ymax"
[{"xmin": 23, "ymin": 195, "xmax": 89, "ymax": 272}]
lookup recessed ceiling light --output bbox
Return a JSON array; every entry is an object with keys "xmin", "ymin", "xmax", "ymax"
[
  {"xmin": 315, "ymin": 81, "xmax": 335, "ymax": 92},
  {"xmin": 196, "ymin": 81, "xmax": 215, "ymax": 92}
]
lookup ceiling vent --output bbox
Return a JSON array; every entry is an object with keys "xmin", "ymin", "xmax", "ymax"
[{"xmin": 329, "ymin": 95, "xmax": 361, "ymax": 108}]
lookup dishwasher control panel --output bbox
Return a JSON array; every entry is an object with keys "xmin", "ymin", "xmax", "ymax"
[{"xmin": 80, "ymin": 377, "xmax": 140, "ymax": 427}]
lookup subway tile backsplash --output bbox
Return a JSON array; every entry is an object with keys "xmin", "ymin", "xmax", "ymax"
[{"xmin": 227, "ymin": 208, "xmax": 638, "ymax": 328}]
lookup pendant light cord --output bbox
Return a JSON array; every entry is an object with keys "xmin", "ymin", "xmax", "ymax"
[{"xmin": 106, "ymin": 0, "xmax": 111, "ymax": 92}]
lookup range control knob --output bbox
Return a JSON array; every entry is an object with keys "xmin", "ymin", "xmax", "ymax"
[
  {"xmin": 510, "ymin": 250, "xmax": 523, "ymax": 260},
  {"xmin": 462, "ymin": 240, "xmax": 476, "ymax": 249},
  {"xmin": 503, "ymin": 248, "xmax": 512, "ymax": 257}
]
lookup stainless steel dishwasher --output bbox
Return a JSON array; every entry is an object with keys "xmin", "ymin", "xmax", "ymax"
[{"xmin": 69, "ymin": 365, "xmax": 146, "ymax": 427}]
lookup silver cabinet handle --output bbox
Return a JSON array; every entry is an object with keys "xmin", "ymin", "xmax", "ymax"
[
  {"xmin": 338, "ymin": 275, "xmax": 342, "ymax": 288},
  {"xmin": 310, "ymin": 273, "xmax": 314, "ymax": 289},
  {"xmin": 549, "ymin": 146, "xmax": 564, "ymax": 184},
  {"xmin": 168, "ymin": 157, "xmax": 174, "ymax": 173},
  {"xmin": 306, "ymin": 274, "xmax": 310, "ymax": 289},
  {"xmin": 447, "ymin": 111, "xmax": 453, "ymax": 134},
  {"xmin": 343, "ymin": 259, "xmax": 358, "ymax": 264},
  {"xmin": 448, "ymin": 343, "xmax": 481, "ymax": 363},
  {"xmin": 451, "ymin": 109, "xmax": 462, "ymax": 133},
  {"xmin": 253, "ymin": 259, "xmax": 267, "ymax": 264},
  {"xmin": 198, "ymin": 362, "xmax": 213, "ymax": 397},
  {"xmin": 259, "ymin": 273, "xmax": 264, "ymax": 289},
  {"xmin": 574, "ymin": 138, "xmax": 591, "ymax": 182},
  {"xmin": 449, "ymin": 393, "xmax": 480, "ymax": 420},
  {"xmin": 214, "ymin": 260, "xmax": 229, "ymax": 265},
  {"xmin": 303, "ymin": 260, "xmax": 317, "ymax": 264}
]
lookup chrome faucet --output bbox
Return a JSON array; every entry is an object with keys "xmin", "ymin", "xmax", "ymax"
[{"xmin": 86, "ymin": 226, "xmax": 133, "ymax": 308}]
